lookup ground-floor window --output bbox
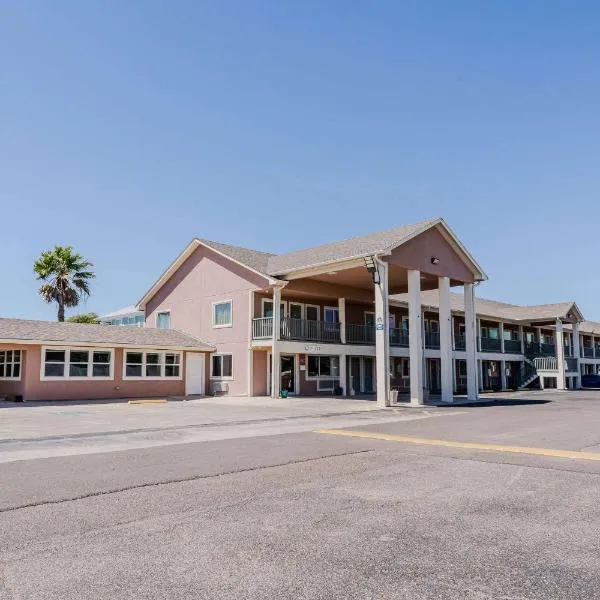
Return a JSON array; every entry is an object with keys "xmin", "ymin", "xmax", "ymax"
[
  {"xmin": 42, "ymin": 348, "xmax": 113, "ymax": 380},
  {"xmin": 124, "ymin": 350, "xmax": 181, "ymax": 379},
  {"xmin": 211, "ymin": 353, "xmax": 233, "ymax": 379},
  {"xmin": 0, "ymin": 350, "xmax": 21, "ymax": 380},
  {"xmin": 307, "ymin": 355, "xmax": 339, "ymax": 378}
]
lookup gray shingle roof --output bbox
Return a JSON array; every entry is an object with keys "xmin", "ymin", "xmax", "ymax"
[
  {"xmin": 0, "ymin": 319, "xmax": 214, "ymax": 350},
  {"xmin": 391, "ymin": 290, "xmax": 579, "ymax": 323},
  {"xmin": 266, "ymin": 219, "xmax": 439, "ymax": 275},
  {"xmin": 578, "ymin": 321, "xmax": 600, "ymax": 335},
  {"xmin": 198, "ymin": 239, "xmax": 275, "ymax": 276}
]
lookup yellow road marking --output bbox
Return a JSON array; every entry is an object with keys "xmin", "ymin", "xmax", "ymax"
[
  {"xmin": 128, "ymin": 399, "xmax": 168, "ymax": 405},
  {"xmin": 316, "ymin": 429, "xmax": 600, "ymax": 461}
]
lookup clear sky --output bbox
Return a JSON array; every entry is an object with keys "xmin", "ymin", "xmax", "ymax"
[{"xmin": 2, "ymin": 1, "xmax": 600, "ymax": 320}]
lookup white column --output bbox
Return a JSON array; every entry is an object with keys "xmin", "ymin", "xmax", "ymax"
[
  {"xmin": 555, "ymin": 319, "xmax": 566, "ymax": 390},
  {"xmin": 375, "ymin": 260, "xmax": 390, "ymax": 407},
  {"xmin": 271, "ymin": 286, "xmax": 282, "ymax": 398},
  {"xmin": 464, "ymin": 283, "xmax": 478, "ymax": 401},
  {"xmin": 572, "ymin": 322, "xmax": 580, "ymax": 388},
  {"xmin": 339, "ymin": 354, "xmax": 347, "ymax": 395},
  {"xmin": 499, "ymin": 321, "xmax": 505, "ymax": 354},
  {"xmin": 408, "ymin": 270, "xmax": 424, "ymax": 406},
  {"xmin": 500, "ymin": 360, "xmax": 507, "ymax": 390},
  {"xmin": 338, "ymin": 298, "xmax": 346, "ymax": 344},
  {"xmin": 439, "ymin": 276, "xmax": 453, "ymax": 403}
]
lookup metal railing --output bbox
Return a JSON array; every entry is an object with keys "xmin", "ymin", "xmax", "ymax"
[
  {"xmin": 252, "ymin": 317, "xmax": 273, "ymax": 339},
  {"xmin": 583, "ymin": 347, "xmax": 594, "ymax": 358},
  {"xmin": 504, "ymin": 339, "xmax": 521, "ymax": 353},
  {"xmin": 346, "ymin": 323, "xmax": 375, "ymax": 345},
  {"xmin": 541, "ymin": 343, "xmax": 556, "ymax": 355},
  {"xmin": 454, "ymin": 335, "xmax": 466, "ymax": 350},
  {"xmin": 280, "ymin": 317, "xmax": 341, "ymax": 343},
  {"xmin": 534, "ymin": 356, "xmax": 558, "ymax": 371},
  {"xmin": 564, "ymin": 346, "xmax": 573, "ymax": 357},
  {"xmin": 425, "ymin": 331, "xmax": 440, "ymax": 349},
  {"xmin": 480, "ymin": 336, "xmax": 501, "ymax": 352},
  {"xmin": 566, "ymin": 357, "xmax": 578, "ymax": 373},
  {"xmin": 390, "ymin": 328, "xmax": 409, "ymax": 347}
]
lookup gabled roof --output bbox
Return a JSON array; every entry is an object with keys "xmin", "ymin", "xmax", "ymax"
[
  {"xmin": 391, "ymin": 290, "xmax": 584, "ymax": 323},
  {"xmin": 198, "ymin": 239, "xmax": 275, "ymax": 276},
  {"xmin": 0, "ymin": 319, "xmax": 215, "ymax": 351}
]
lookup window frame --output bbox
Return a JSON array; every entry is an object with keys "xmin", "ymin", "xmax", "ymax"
[
  {"xmin": 210, "ymin": 353, "xmax": 234, "ymax": 380},
  {"xmin": 212, "ymin": 299, "xmax": 233, "ymax": 328},
  {"xmin": 155, "ymin": 310, "xmax": 171, "ymax": 330},
  {"xmin": 0, "ymin": 349, "xmax": 22, "ymax": 381},
  {"xmin": 305, "ymin": 355, "xmax": 340, "ymax": 380},
  {"xmin": 122, "ymin": 350, "xmax": 183, "ymax": 380},
  {"xmin": 40, "ymin": 346, "xmax": 114, "ymax": 381},
  {"xmin": 305, "ymin": 304, "xmax": 320, "ymax": 321}
]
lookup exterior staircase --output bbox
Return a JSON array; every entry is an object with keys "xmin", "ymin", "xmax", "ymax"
[
  {"xmin": 519, "ymin": 358, "xmax": 539, "ymax": 389},
  {"xmin": 518, "ymin": 343, "xmax": 558, "ymax": 390}
]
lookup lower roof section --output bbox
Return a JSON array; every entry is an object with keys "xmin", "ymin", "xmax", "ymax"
[{"xmin": 0, "ymin": 318, "xmax": 214, "ymax": 351}]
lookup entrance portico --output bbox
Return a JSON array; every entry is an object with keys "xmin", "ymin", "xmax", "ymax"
[{"xmin": 255, "ymin": 219, "xmax": 487, "ymax": 406}]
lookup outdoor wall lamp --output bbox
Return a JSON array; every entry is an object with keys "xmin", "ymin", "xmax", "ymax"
[
  {"xmin": 364, "ymin": 255, "xmax": 380, "ymax": 284},
  {"xmin": 431, "ymin": 257, "xmax": 440, "ymax": 265}
]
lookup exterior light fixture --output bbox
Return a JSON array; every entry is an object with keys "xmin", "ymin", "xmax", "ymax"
[
  {"xmin": 431, "ymin": 257, "xmax": 440, "ymax": 265},
  {"xmin": 363, "ymin": 255, "xmax": 380, "ymax": 284}
]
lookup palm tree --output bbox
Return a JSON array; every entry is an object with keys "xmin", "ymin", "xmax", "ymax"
[{"xmin": 33, "ymin": 246, "xmax": 95, "ymax": 322}]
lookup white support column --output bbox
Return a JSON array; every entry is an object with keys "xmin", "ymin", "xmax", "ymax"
[
  {"xmin": 271, "ymin": 286, "xmax": 282, "ymax": 398},
  {"xmin": 555, "ymin": 319, "xmax": 566, "ymax": 390},
  {"xmin": 439, "ymin": 276, "xmax": 453, "ymax": 403},
  {"xmin": 408, "ymin": 270, "xmax": 424, "ymax": 406},
  {"xmin": 499, "ymin": 321, "xmax": 505, "ymax": 354},
  {"xmin": 375, "ymin": 260, "xmax": 390, "ymax": 407},
  {"xmin": 572, "ymin": 322, "xmax": 580, "ymax": 389},
  {"xmin": 338, "ymin": 298, "xmax": 346, "ymax": 344},
  {"xmin": 339, "ymin": 354, "xmax": 347, "ymax": 395},
  {"xmin": 464, "ymin": 283, "xmax": 478, "ymax": 401},
  {"xmin": 500, "ymin": 360, "xmax": 507, "ymax": 391}
]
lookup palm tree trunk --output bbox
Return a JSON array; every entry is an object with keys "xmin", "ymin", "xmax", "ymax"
[{"xmin": 58, "ymin": 302, "xmax": 65, "ymax": 322}]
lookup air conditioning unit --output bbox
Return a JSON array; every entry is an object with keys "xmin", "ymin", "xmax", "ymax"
[{"xmin": 210, "ymin": 381, "xmax": 229, "ymax": 396}]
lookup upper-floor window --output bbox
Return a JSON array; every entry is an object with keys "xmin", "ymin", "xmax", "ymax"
[
  {"xmin": 156, "ymin": 311, "xmax": 171, "ymax": 329},
  {"xmin": 213, "ymin": 300, "xmax": 232, "ymax": 328},
  {"xmin": 124, "ymin": 351, "xmax": 181, "ymax": 379},
  {"xmin": 0, "ymin": 350, "xmax": 21, "ymax": 380},
  {"xmin": 42, "ymin": 348, "xmax": 113, "ymax": 379}
]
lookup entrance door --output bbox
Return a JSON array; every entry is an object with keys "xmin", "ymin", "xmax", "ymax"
[
  {"xmin": 350, "ymin": 356, "xmax": 361, "ymax": 394},
  {"xmin": 280, "ymin": 355, "xmax": 296, "ymax": 394},
  {"xmin": 185, "ymin": 353, "xmax": 205, "ymax": 395},
  {"xmin": 363, "ymin": 357, "xmax": 375, "ymax": 393}
]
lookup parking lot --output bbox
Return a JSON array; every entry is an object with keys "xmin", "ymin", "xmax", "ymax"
[{"xmin": 2, "ymin": 390, "xmax": 600, "ymax": 599}]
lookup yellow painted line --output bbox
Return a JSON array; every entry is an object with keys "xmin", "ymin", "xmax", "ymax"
[
  {"xmin": 128, "ymin": 399, "xmax": 168, "ymax": 405},
  {"xmin": 316, "ymin": 429, "xmax": 600, "ymax": 462}
]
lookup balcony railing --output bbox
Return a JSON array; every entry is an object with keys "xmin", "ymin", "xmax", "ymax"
[
  {"xmin": 583, "ymin": 347, "xmax": 594, "ymax": 358},
  {"xmin": 566, "ymin": 357, "xmax": 578, "ymax": 372},
  {"xmin": 480, "ymin": 336, "xmax": 501, "ymax": 352},
  {"xmin": 346, "ymin": 323, "xmax": 375, "ymax": 345},
  {"xmin": 424, "ymin": 331, "xmax": 440, "ymax": 349},
  {"xmin": 252, "ymin": 317, "xmax": 273, "ymax": 339},
  {"xmin": 390, "ymin": 328, "xmax": 409, "ymax": 347},
  {"xmin": 280, "ymin": 317, "xmax": 341, "ymax": 343},
  {"xmin": 541, "ymin": 343, "xmax": 556, "ymax": 355},
  {"xmin": 564, "ymin": 346, "xmax": 573, "ymax": 358},
  {"xmin": 504, "ymin": 339, "xmax": 521, "ymax": 353},
  {"xmin": 455, "ymin": 335, "xmax": 466, "ymax": 350}
]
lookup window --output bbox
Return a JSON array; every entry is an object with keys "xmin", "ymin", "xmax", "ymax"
[
  {"xmin": 213, "ymin": 300, "xmax": 232, "ymax": 327},
  {"xmin": 307, "ymin": 355, "xmax": 340, "ymax": 378},
  {"xmin": 124, "ymin": 350, "xmax": 182, "ymax": 379},
  {"xmin": 305, "ymin": 305, "xmax": 320, "ymax": 321},
  {"xmin": 0, "ymin": 350, "xmax": 21, "ymax": 380},
  {"xmin": 211, "ymin": 354, "xmax": 233, "ymax": 379},
  {"xmin": 289, "ymin": 302, "xmax": 303, "ymax": 320},
  {"xmin": 324, "ymin": 307, "xmax": 339, "ymax": 324},
  {"xmin": 156, "ymin": 311, "xmax": 171, "ymax": 329},
  {"xmin": 42, "ymin": 348, "xmax": 113, "ymax": 379},
  {"xmin": 262, "ymin": 299, "xmax": 286, "ymax": 319}
]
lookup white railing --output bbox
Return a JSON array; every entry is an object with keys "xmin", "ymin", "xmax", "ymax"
[{"xmin": 534, "ymin": 357, "xmax": 558, "ymax": 371}]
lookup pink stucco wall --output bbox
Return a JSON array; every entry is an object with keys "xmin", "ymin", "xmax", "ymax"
[
  {"xmin": 387, "ymin": 226, "xmax": 475, "ymax": 283},
  {"xmin": 252, "ymin": 350, "xmax": 268, "ymax": 396},
  {"xmin": 0, "ymin": 345, "xmax": 190, "ymax": 402},
  {"xmin": 145, "ymin": 244, "xmax": 271, "ymax": 396}
]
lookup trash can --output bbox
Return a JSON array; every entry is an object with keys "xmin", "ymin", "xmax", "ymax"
[
  {"xmin": 389, "ymin": 389, "xmax": 399, "ymax": 403},
  {"xmin": 280, "ymin": 389, "xmax": 289, "ymax": 399}
]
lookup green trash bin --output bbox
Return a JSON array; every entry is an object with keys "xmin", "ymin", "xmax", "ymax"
[{"xmin": 280, "ymin": 389, "xmax": 289, "ymax": 399}]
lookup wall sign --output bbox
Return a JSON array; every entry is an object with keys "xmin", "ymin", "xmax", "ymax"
[{"xmin": 305, "ymin": 345, "xmax": 322, "ymax": 352}]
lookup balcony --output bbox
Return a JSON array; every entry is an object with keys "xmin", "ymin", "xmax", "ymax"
[
  {"xmin": 252, "ymin": 317, "xmax": 341, "ymax": 343},
  {"xmin": 455, "ymin": 335, "xmax": 466, "ymax": 351},
  {"xmin": 480, "ymin": 336, "xmax": 501, "ymax": 352},
  {"xmin": 566, "ymin": 357, "xmax": 578, "ymax": 372},
  {"xmin": 504, "ymin": 339, "xmax": 521, "ymax": 353},
  {"xmin": 583, "ymin": 347, "xmax": 594, "ymax": 358},
  {"xmin": 346, "ymin": 323, "xmax": 375, "ymax": 345},
  {"xmin": 564, "ymin": 346, "xmax": 573, "ymax": 358},
  {"xmin": 541, "ymin": 343, "xmax": 556, "ymax": 355},
  {"xmin": 252, "ymin": 317, "xmax": 273, "ymax": 339}
]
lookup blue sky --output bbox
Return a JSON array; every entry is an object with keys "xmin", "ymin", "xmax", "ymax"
[{"xmin": 2, "ymin": 1, "xmax": 600, "ymax": 320}]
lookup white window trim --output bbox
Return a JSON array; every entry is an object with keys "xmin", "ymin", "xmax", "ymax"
[
  {"xmin": 40, "ymin": 346, "xmax": 115, "ymax": 381},
  {"xmin": 0, "ymin": 349, "xmax": 22, "ymax": 381},
  {"xmin": 324, "ymin": 306, "xmax": 339, "ymax": 323},
  {"xmin": 210, "ymin": 353, "xmax": 234, "ymax": 380},
  {"xmin": 288, "ymin": 302, "xmax": 304, "ymax": 320},
  {"xmin": 305, "ymin": 354, "xmax": 341, "ymax": 380},
  {"xmin": 155, "ymin": 309, "xmax": 171, "ymax": 329},
  {"xmin": 261, "ymin": 298, "xmax": 288, "ymax": 318},
  {"xmin": 122, "ymin": 349, "xmax": 182, "ymax": 381},
  {"xmin": 305, "ymin": 304, "xmax": 320, "ymax": 321},
  {"xmin": 212, "ymin": 299, "xmax": 233, "ymax": 328}
]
